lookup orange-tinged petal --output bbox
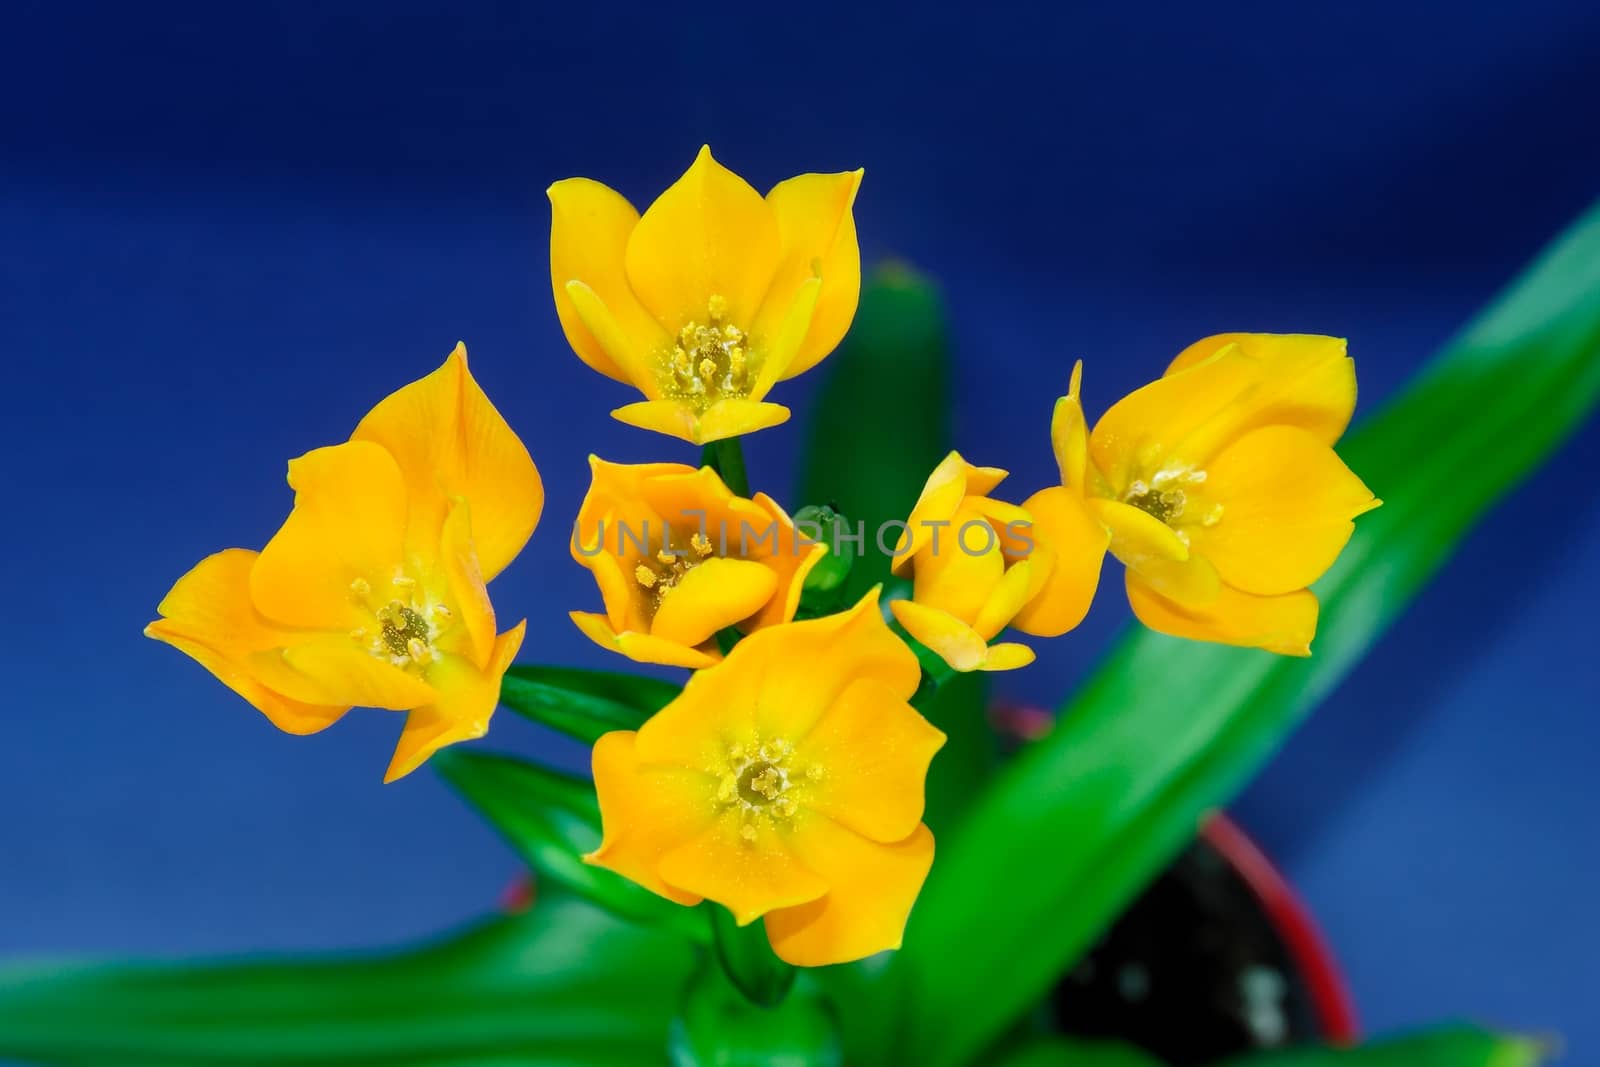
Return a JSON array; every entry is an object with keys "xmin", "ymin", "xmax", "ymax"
[
  {"xmin": 892, "ymin": 452, "xmax": 1009, "ymax": 574},
  {"xmin": 251, "ymin": 635, "xmax": 437, "ymax": 710},
  {"xmin": 657, "ymin": 812, "xmax": 829, "ymax": 925},
  {"xmin": 793, "ymin": 678, "xmax": 946, "ymax": 843},
  {"xmin": 911, "ymin": 502, "xmax": 1006, "ymax": 625},
  {"xmin": 1051, "ymin": 360, "xmax": 1090, "ymax": 492},
  {"xmin": 890, "ymin": 599, "xmax": 989, "ymax": 673},
  {"xmin": 624, "ymin": 146, "xmax": 782, "ymax": 331},
  {"xmin": 747, "ymin": 492, "xmax": 827, "ymax": 632},
  {"xmin": 1190, "ymin": 424, "xmax": 1379, "ymax": 595},
  {"xmin": 145, "ymin": 549, "xmax": 348, "ymax": 734},
  {"xmin": 1011, "ymin": 487, "xmax": 1109, "ymax": 638},
  {"xmin": 430, "ymin": 497, "xmax": 495, "ymax": 668},
  {"xmin": 548, "ymin": 178, "xmax": 673, "ymax": 386},
  {"xmin": 764, "ymin": 819, "xmax": 934, "ymax": 967},
  {"xmin": 971, "ymin": 558, "xmax": 1038, "ymax": 640},
  {"xmin": 569, "ymin": 611, "xmax": 719, "ymax": 670},
  {"xmin": 1092, "ymin": 334, "xmax": 1356, "ymax": 489},
  {"xmin": 351, "ymin": 344, "xmax": 543, "ymax": 581},
  {"xmin": 651, "ymin": 557, "xmax": 780, "ymax": 648},
  {"xmin": 750, "ymin": 169, "xmax": 863, "ymax": 380},
  {"xmin": 584, "ymin": 731, "xmax": 714, "ymax": 906},
  {"xmin": 1125, "ymin": 570, "xmax": 1318, "ymax": 656},
  {"xmin": 635, "ymin": 590, "xmax": 919, "ymax": 771},
  {"xmin": 250, "ymin": 441, "xmax": 408, "ymax": 631},
  {"xmin": 383, "ymin": 621, "xmax": 525, "ymax": 783}
]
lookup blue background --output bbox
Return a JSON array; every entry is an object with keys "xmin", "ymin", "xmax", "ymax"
[{"xmin": 2, "ymin": 0, "xmax": 1597, "ymax": 1056}]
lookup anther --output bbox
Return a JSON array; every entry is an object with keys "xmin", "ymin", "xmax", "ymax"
[
  {"xmin": 690, "ymin": 532, "xmax": 714, "ymax": 557},
  {"xmin": 349, "ymin": 578, "xmax": 371, "ymax": 597},
  {"xmin": 707, "ymin": 294, "xmax": 727, "ymax": 322},
  {"xmin": 635, "ymin": 565, "xmax": 658, "ymax": 589},
  {"xmin": 406, "ymin": 637, "xmax": 431, "ymax": 664}
]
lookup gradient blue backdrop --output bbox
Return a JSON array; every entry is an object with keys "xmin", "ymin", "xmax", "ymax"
[{"xmin": 3, "ymin": 0, "xmax": 1597, "ymax": 1056}]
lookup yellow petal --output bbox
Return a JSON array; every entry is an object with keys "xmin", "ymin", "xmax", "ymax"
[
  {"xmin": 747, "ymin": 492, "xmax": 827, "ymax": 631},
  {"xmin": 971, "ymin": 558, "xmax": 1038, "ymax": 640},
  {"xmin": 749, "ymin": 169, "xmax": 863, "ymax": 380},
  {"xmin": 351, "ymin": 345, "xmax": 544, "ymax": 582},
  {"xmin": 434, "ymin": 498, "xmax": 495, "ymax": 668},
  {"xmin": 250, "ymin": 441, "xmax": 408, "ymax": 631},
  {"xmin": 764, "ymin": 819, "xmax": 934, "ymax": 967},
  {"xmin": 890, "ymin": 599, "xmax": 988, "ymax": 673},
  {"xmin": 251, "ymin": 635, "xmax": 437, "ymax": 710},
  {"xmin": 793, "ymin": 678, "xmax": 946, "ymax": 843},
  {"xmin": 584, "ymin": 730, "xmax": 714, "ymax": 906},
  {"xmin": 749, "ymin": 277, "xmax": 821, "ymax": 396},
  {"xmin": 1088, "ymin": 498, "xmax": 1189, "ymax": 567},
  {"xmin": 910, "ymin": 502, "xmax": 1006, "ymax": 625},
  {"xmin": 383, "ymin": 621, "xmax": 525, "ymax": 783},
  {"xmin": 1193, "ymin": 425, "xmax": 1380, "ymax": 595},
  {"xmin": 657, "ymin": 811, "xmax": 829, "ymax": 925},
  {"xmin": 1091, "ymin": 334, "xmax": 1357, "ymax": 489},
  {"xmin": 634, "ymin": 590, "xmax": 919, "ymax": 771},
  {"xmin": 565, "ymin": 281, "xmax": 665, "ymax": 399},
  {"xmin": 547, "ymin": 178, "xmax": 673, "ymax": 385},
  {"xmin": 651, "ymin": 558, "xmax": 780, "ymax": 648},
  {"xmin": 1010, "ymin": 487, "xmax": 1109, "ymax": 638},
  {"xmin": 1125, "ymin": 570, "xmax": 1318, "ymax": 656},
  {"xmin": 1051, "ymin": 360, "xmax": 1090, "ymax": 492},
  {"xmin": 977, "ymin": 642, "xmax": 1036, "ymax": 672},
  {"xmin": 145, "ymin": 549, "xmax": 349, "ymax": 735},
  {"xmin": 891, "ymin": 452, "xmax": 1009, "ymax": 574},
  {"xmin": 569, "ymin": 611, "xmax": 719, "ymax": 670},
  {"xmin": 609, "ymin": 398, "xmax": 791, "ymax": 445},
  {"xmin": 624, "ymin": 145, "xmax": 782, "ymax": 331}
]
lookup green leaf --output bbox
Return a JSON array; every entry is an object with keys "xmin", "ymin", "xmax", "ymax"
[
  {"xmin": 990, "ymin": 1037, "xmax": 1166, "ymax": 1067},
  {"xmin": 668, "ymin": 958, "xmax": 842, "ymax": 1067},
  {"xmin": 434, "ymin": 749, "xmax": 706, "ymax": 942},
  {"xmin": 0, "ymin": 889, "xmax": 695, "ymax": 1066},
  {"xmin": 708, "ymin": 904, "xmax": 797, "ymax": 1007},
  {"xmin": 892, "ymin": 199, "xmax": 1600, "ymax": 1067},
  {"xmin": 1210, "ymin": 1026, "xmax": 1549, "ymax": 1067},
  {"xmin": 498, "ymin": 664, "xmax": 678, "ymax": 744},
  {"xmin": 798, "ymin": 264, "xmax": 954, "ymax": 599}
]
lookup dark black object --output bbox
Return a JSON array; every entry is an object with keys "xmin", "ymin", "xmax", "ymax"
[{"xmin": 1054, "ymin": 837, "xmax": 1321, "ymax": 1065}]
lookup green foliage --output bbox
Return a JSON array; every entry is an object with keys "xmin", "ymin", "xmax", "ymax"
[
  {"xmin": 0, "ymin": 890, "xmax": 694, "ymax": 1067},
  {"xmin": 1211, "ymin": 1026, "xmax": 1549, "ymax": 1067},
  {"xmin": 434, "ymin": 749, "xmax": 706, "ymax": 942},
  {"xmin": 887, "ymin": 201, "xmax": 1600, "ymax": 1066},
  {"xmin": 708, "ymin": 904, "xmax": 797, "ymax": 1007},
  {"xmin": 669, "ymin": 959, "xmax": 843, "ymax": 1067},
  {"xmin": 497, "ymin": 664, "xmax": 678, "ymax": 744}
]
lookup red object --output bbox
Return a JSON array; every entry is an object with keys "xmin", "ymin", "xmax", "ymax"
[{"xmin": 1202, "ymin": 812, "xmax": 1361, "ymax": 1044}]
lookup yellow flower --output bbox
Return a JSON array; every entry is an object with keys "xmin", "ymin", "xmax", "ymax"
[
  {"xmin": 548, "ymin": 145, "xmax": 863, "ymax": 445},
  {"xmin": 1025, "ymin": 334, "xmax": 1380, "ymax": 654},
  {"xmin": 145, "ymin": 345, "xmax": 543, "ymax": 781},
  {"xmin": 585, "ymin": 591, "xmax": 944, "ymax": 966},
  {"xmin": 570, "ymin": 459, "xmax": 825, "ymax": 669},
  {"xmin": 887, "ymin": 452, "xmax": 1044, "ymax": 673}
]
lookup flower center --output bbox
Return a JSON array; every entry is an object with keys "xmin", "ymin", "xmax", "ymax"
[
  {"xmin": 348, "ymin": 574, "xmax": 452, "ymax": 671},
  {"xmin": 633, "ymin": 531, "xmax": 716, "ymax": 611},
  {"xmin": 717, "ymin": 736, "xmax": 822, "ymax": 842},
  {"xmin": 660, "ymin": 294, "xmax": 752, "ymax": 410},
  {"xmin": 1123, "ymin": 468, "xmax": 1222, "ymax": 543}
]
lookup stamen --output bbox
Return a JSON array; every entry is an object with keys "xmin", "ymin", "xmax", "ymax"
[
  {"xmin": 634, "ymin": 565, "xmax": 658, "ymax": 589},
  {"xmin": 690, "ymin": 532, "xmax": 714, "ymax": 557},
  {"xmin": 349, "ymin": 577, "xmax": 371, "ymax": 597},
  {"xmin": 658, "ymin": 295, "xmax": 755, "ymax": 409}
]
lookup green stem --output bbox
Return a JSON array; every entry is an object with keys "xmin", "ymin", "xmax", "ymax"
[
  {"xmin": 702, "ymin": 436, "xmax": 750, "ymax": 497},
  {"xmin": 708, "ymin": 904, "xmax": 796, "ymax": 1007}
]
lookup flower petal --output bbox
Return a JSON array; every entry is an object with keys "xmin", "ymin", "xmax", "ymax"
[
  {"xmin": 351, "ymin": 344, "xmax": 543, "ymax": 582},
  {"xmin": 624, "ymin": 146, "xmax": 782, "ymax": 331},
  {"xmin": 971, "ymin": 558, "xmax": 1038, "ymax": 641},
  {"xmin": 651, "ymin": 557, "xmax": 780, "ymax": 648},
  {"xmin": 977, "ymin": 642, "xmax": 1036, "ymax": 672},
  {"xmin": 251, "ymin": 635, "xmax": 437, "ymax": 710},
  {"xmin": 609, "ymin": 398, "xmax": 792, "ymax": 445},
  {"xmin": 1125, "ymin": 570, "xmax": 1318, "ymax": 656},
  {"xmin": 750, "ymin": 169, "xmax": 863, "ymax": 380},
  {"xmin": 1088, "ymin": 498, "xmax": 1189, "ymax": 566},
  {"xmin": 910, "ymin": 502, "xmax": 1006, "ymax": 625},
  {"xmin": 569, "ymin": 611, "xmax": 719, "ymax": 670},
  {"xmin": 747, "ymin": 493, "xmax": 827, "ymax": 631},
  {"xmin": 249, "ymin": 440, "xmax": 410, "ymax": 631},
  {"xmin": 635, "ymin": 590, "xmax": 919, "ymax": 771},
  {"xmin": 890, "ymin": 599, "xmax": 989, "ymax": 673},
  {"xmin": 764, "ymin": 818, "xmax": 934, "ymax": 967},
  {"xmin": 1051, "ymin": 360, "xmax": 1090, "ymax": 492},
  {"xmin": 145, "ymin": 549, "xmax": 349, "ymax": 734},
  {"xmin": 892, "ymin": 452, "xmax": 1009, "ymax": 575},
  {"xmin": 657, "ymin": 811, "xmax": 829, "ymax": 925},
  {"xmin": 1090, "ymin": 334, "xmax": 1356, "ymax": 490},
  {"xmin": 793, "ymin": 678, "xmax": 945, "ymax": 843},
  {"xmin": 1190, "ymin": 425, "xmax": 1379, "ymax": 595},
  {"xmin": 383, "ymin": 621, "xmax": 525, "ymax": 783},
  {"xmin": 1010, "ymin": 487, "xmax": 1109, "ymax": 638},
  {"xmin": 565, "ymin": 281, "xmax": 666, "ymax": 399},
  {"xmin": 584, "ymin": 730, "xmax": 714, "ymax": 906},
  {"xmin": 434, "ymin": 498, "xmax": 495, "ymax": 668},
  {"xmin": 548, "ymin": 178, "xmax": 672, "ymax": 385}
]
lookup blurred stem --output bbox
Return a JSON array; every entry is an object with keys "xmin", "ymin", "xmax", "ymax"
[
  {"xmin": 702, "ymin": 436, "xmax": 750, "ymax": 496},
  {"xmin": 708, "ymin": 904, "xmax": 796, "ymax": 1008}
]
